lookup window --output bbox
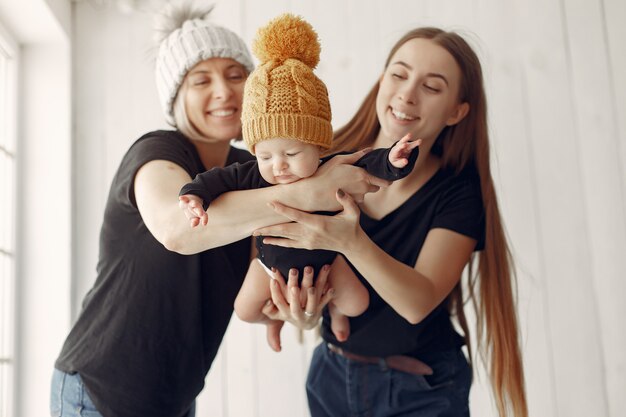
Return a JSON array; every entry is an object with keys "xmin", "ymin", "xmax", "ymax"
[{"xmin": 0, "ymin": 22, "xmax": 17, "ymax": 417}]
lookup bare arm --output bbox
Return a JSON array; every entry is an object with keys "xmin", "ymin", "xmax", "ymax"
[
  {"xmin": 135, "ymin": 160, "xmax": 291, "ymax": 253},
  {"xmin": 134, "ymin": 150, "xmax": 389, "ymax": 255},
  {"xmin": 341, "ymin": 226, "xmax": 475, "ymax": 324},
  {"xmin": 255, "ymin": 191, "xmax": 476, "ymax": 324}
]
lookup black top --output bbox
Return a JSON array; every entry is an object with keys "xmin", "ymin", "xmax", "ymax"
[
  {"xmin": 322, "ymin": 166, "xmax": 485, "ymax": 358},
  {"xmin": 55, "ymin": 130, "xmax": 254, "ymax": 417},
  {"xmin": 180, "ymin": 144, "xmax": 419, "ymax": 279}
]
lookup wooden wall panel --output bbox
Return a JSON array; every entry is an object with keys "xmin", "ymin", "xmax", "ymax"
[
  {"xmin": 477, "ymin": 2, "xmax": 557, "ymax": 416},
  {"xmin": 604, "ymin": 0, "xmax": 626, "ymax": 414},
  {"xmin": 222, "ymin": 319, "xmax": 255, "ymax": 417},
  {"xmin": 511, "ymin": 0, "xmax": 609, "ymax": 415},
  {"xmin": 472, "ymin": 3, "xmax": 555, "ymax": 416},
  {"xmin": 299, "ymin": 1, "xmax": 355, "ymax": 130},
  {"xmin": 73, "ymin": 2, "xmax": 111, "ymax": 314},
  {"xmin": 562, "ymin": 0, "xmax": 626, "ymax": 415},
  {"xmin": 604, "ymin": 0, "xmax": 626, "ymax": 186}
]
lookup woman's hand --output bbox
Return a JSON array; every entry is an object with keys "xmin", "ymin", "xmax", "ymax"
[
  {"xmin": 303, "ymin": 150, "xmax": 391, "ymax": 210},
  {"xmin": 254, "ymin": 189, "xmax": 363, "ymax": 254},
  {"xmin": 261, "ymin": 265, "xmax": 335, "ymax": 331}
]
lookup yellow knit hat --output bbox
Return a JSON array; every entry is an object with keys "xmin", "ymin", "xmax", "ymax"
[{"xmin": 242, "ymin": 14, "xmax": 332, "ymax": 154}]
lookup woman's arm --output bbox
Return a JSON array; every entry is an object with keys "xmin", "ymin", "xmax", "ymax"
[
  {"xmin": 134, "ymin": 159, "xmax": 288, "ymax": 253},
  {"xmin": 255, "ymin": 191, "xmax": 476, "ymax": 324},
  {"xmin": 343, "ymin": 227, "xmax": 475, "ymax": 324},
  {"xmin": 135, "ymin": 150, "xmax": 389, "ymax": 255}
]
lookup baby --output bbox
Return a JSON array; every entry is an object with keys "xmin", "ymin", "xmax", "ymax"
[{"xmin": 179, "ymin": 14, "xmax": 420, "ymax": 344}]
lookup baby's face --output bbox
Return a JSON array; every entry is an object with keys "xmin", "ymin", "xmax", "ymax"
[{"xmin": 255, "ymin": 138, "xmax": 321, "ymax": 184}]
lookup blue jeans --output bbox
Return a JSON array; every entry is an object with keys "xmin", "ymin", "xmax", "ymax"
[
  {"xmin": 50, "ymin": 368, "xmax": 196, "ymax": 417},
  {"xmin": 306, "ymin": 343, "xmax": 471, "ymax": 417}
]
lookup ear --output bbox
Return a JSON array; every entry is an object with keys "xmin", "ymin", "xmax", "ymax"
[{"xmin": 446, "ymin": 102, "xmax": 470, "ymax": 126}]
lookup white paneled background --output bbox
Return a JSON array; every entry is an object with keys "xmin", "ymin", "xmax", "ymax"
[{"xmin": 67, "ymin": 0, "xmax": 626, "ymax": 416}]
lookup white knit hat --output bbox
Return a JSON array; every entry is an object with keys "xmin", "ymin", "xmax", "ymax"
[{"xmin": 155, "ymin": 6, "xmax": 254, "ymax": 126}]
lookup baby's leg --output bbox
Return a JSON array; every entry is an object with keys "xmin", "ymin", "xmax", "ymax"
[
  {"xmin": 328, "ymin": 256, "xmax": 369, "ymax": 316},
  {"xmin": 234, "ymin": 259, "xmax": 273, "ymax": 323},
  {"xmin": 328, "ymin": 303, "xmax": 350, "ymax": 342},
  {"xmin": 235, "ymin": 260, "xmax": 285, "ymax": 352},
  {"xmin": 327, "ymin": 256, "xmax": 370, "ymax": 342}
]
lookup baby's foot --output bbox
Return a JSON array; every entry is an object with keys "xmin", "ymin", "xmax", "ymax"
[
  {"xmin": 266, "ymin": 321, "xmax": 284, "ymax": 352},
  {"xmin": 329, "ymin": 303, "xmax": 351, "ymax": 342}
]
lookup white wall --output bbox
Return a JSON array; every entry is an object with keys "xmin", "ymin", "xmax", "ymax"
[
  {"xmin": 17, "ymin": 43, "xmax": 71, "ymax": 417},
  {"xmin": 49, "ymin": 0, "xmax": 626, "ymax": 416},
  {"xmin": 0, "ymin": 0, "xmax": 72, "ymax": 417}
]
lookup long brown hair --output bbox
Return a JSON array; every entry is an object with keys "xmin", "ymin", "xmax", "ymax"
[{"xmin": 333, "ymin": 28, "xmax": 528, "ymax": 417}]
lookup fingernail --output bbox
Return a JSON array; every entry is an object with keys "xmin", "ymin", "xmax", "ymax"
[
  {"xmin": 265, "ymin": 299, "xmax": 272, "ymax": 306},
  {"xmin": 304, "ymin": 266, "xmax": 312, "ymax": 274},
  {"xmin": 267, "ymin": 202, "xmax": 275, "ymax": 210},
  {"xmin": 290, "ymin": 268, "xmax": 297, "ymax": 275},
  {"xmin": 337, "ymin": 189, "xmax": 345, "ymax": 198},
  {"xmin": 323, "ymin": 265, "xmax": 330, "ymax": 271},
  {"xmin": 329, "ymin": 288, "xmax": 336, "ymax": 296}
]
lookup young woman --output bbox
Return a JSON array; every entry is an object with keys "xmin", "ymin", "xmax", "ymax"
[
  {"xmin": 49, "ymin": 3, "xmax": 384, "ymax": 417},
  {"xmin": 258, "ymin": 27, "xmax": 528, "ymax": 417}
]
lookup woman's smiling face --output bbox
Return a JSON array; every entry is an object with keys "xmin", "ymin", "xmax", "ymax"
[
  {"xmin": 375, "ymin": 37, "xmax": 468, "ymax": 148},
  {"xmin": 183, "ymin": 58, "xmax": 247, "ymax": 143}
]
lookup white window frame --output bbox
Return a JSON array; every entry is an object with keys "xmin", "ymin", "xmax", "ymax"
[{"xmin": 0, "ymin": 19, "xmax": 17, "ymax": 417}]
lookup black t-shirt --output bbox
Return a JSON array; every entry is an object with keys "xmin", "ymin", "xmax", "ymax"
[
  {"xmin": 180, "ymin": 145, "xmax": 419, "ymax": 279},
  {"xmin": 55, "ymin": 130, "xmax": 253, "ymax": 417},
  {"xmin": 322, "ymin": 165, "xmax": 485, "ymax": 358}
]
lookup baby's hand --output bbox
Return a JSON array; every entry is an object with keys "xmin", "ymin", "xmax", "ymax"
[
  {"xmin": 389, "ymin": 134, "xmax": 422, "ymax": 168},
  {"xmin": 178, "ymin": 194, "xmax": 208, "ymax": 227}
]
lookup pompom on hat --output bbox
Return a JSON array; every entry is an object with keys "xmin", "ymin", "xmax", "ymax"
[
  {"xmin": 155, "ymin": 1, "xmax": 254, "ymax": 126},
  {"xmin": 242, "ymin": 14, "xmax": 333, "ymax": 154}
]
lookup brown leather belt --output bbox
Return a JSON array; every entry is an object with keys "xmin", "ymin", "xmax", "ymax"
[{"xmin": 327, "ymin": 343, "xmax": 433, "ymax": 376}]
